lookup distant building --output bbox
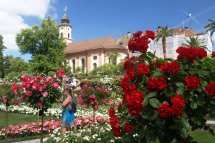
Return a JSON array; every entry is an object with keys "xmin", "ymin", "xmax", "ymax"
[
  {"xmin": 148, "ymin": 28, "xmax": 213, "ymax": 59},
  {"xmin": 59, "ymin": 9, "xmax": 127, "ymax": 73}
]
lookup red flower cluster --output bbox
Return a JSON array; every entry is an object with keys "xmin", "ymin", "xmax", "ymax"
[
  {"xmin": 123, "ymin": 90, "xmax": 144, "ymax": 116},
  {"xmin": 176, "ymin": 47, "xmax": 207, "ymax": 61},
  {"xmin": 123, "ymin": 57, "xmax": 136, "ymax": 80},
  {"xmin": 158, "ymin": 94, "xmax": 185, "ymax": 119},
  {"xmin": 160, "ymin": 61, "xmax": 180, "ymax": 74},
  {"xmin": 109, "ymin": 107, "xmax": 121, "ymax": 137},
  {"xmin": 212, "ymin": 51, "xmax": 215, "ymax": 58},
  {"xmin": 124, "ymin": 122, "xmax": 134, "ymax": 133},
  {"xmin": 56, "ymin": 69, "xmax": 65, "ymax": 78},
  {"xmin": 146, "ymin": 76, "xmax": 167, "ymax": 91},
  {"xmin": 128, "ymin": 30, "xmax": 155, "ymax": 53},
  {"xmin": 137, "ymin": 63, "xmax": 150, "ymax": 75},
  {"xmin": 205, "ymin": 82, "xmax": 215, "ymax": 97},
  {"xmin": 185, "ymin": 76, "xmax": 200, "ymax": 90},
  {"xmin": 158, "ymin": 103, "xmax": 172, "ymax": 119}
]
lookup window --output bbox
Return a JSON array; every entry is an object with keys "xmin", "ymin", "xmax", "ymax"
[
  {"xmin": 93, "ymin": 63, "xmax": 97, "ymax": 69},
  {"xmin": 72, "ymin": 59, "xmax": 75, "ymax": 73},
  {"xmin": 81, "ymin": 58, "xmax": 85, "ymax": 72},
  {"xmin": 93, "ymin": 56, "xmax": 97, "ymax": 60},
  {"xmin": 60, "ymin": 33, "xmax": 63, "ymax": 38},
  {"xmin": 68, "ymin": 33, "xmax": 70, "ymax": 38}
]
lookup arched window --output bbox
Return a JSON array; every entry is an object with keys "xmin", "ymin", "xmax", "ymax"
[
  {"xmin": 81, "ymin": 58, "xmax": 85, "ymax": 72},
  {"xmin": 72, "ymin": 59, "xmax": 75, "ymax": 73},
  {"xmin": 68, "ymin": 33, "xmax": 70, "ymax": 38},
  {"xmin": 93, "ymin": 63, "xmax": 97, "ymax": 69}
]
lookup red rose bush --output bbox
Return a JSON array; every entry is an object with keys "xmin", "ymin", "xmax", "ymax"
[
  {"xmin": 109, "ymin": 30, "xmax": 215, "ymax": 143},
  {"xmin": 11, "ymin": 69, "xmax": 64, "ymax": 110}
]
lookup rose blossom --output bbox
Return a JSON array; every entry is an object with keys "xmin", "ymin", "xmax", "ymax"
[
  {"xmin": 205, "ymin": 82, "xmax": 215, "ymax": 97},
  {"xmin": 185, "ymin": 76, "xmax": 200, "ymax": 90}
]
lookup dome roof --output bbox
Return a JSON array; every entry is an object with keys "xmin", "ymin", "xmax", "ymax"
[{"xmin": 61, "ymin": 13, "xmax": 70, "ymax": 24}]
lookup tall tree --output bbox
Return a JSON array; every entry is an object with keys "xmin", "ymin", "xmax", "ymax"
[
  {"xmin": 0, "ymin": 35, "xmax": 6, "ymax": 78},
  {"xmin": 4, "ymin": 56, "xmax": 29, "ymax": 79},
  {"xmin": 155, "ymin": 26, "xmax": 173, "ymax": 59},
  {"xmin": 183, "ymin": 36, "xmax": 206, "ymax": 48},
  {"xmin": 16, "ymin": 17, "xmax": 67, "ymax": 75},
  {"xmin": 205, "ymin": 19, "xmax": 215, "ymax": 38}
]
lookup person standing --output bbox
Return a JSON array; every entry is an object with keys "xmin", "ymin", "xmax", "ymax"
[{"xmin": 61, "ymin": 86, "xmax": 75, "ymax": 132}]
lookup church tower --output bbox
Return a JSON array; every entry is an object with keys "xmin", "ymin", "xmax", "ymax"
[{"xmin": 59, "ymin": 7, "xmax": 72, "ymax": 44}]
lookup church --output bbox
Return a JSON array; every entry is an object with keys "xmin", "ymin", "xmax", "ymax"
[{"xmin": 59, "ymin": 9, "xmax": 128, "ymax": 73}]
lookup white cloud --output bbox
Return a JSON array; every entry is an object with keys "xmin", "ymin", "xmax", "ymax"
[{"xmin": 0, "ymin": 0, "xmax": 52, "ymax": 50}]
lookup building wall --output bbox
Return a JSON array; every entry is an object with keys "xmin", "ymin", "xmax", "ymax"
[
  {"xmin": 66, "ymin": 49, "xmax": 127, "ymax": 73},
  {"xmin": 148, "ymin": 32, "xmax": 213, "ymax": 59}
]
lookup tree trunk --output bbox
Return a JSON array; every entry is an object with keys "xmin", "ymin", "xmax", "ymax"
[
  {"xmin": 162, "ymin": 38, "xmax": 167, "ymax": 59},
  {"xmin": 5, "ymin": 104, "xmax": 8, "ymax": 143},
  {"xmin": 39, "ymin": 108, "xmax": 44, "ymax": 143}
]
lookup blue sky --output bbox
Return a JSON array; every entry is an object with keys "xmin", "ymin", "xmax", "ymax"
[{"xmin": 1, "ymin": 0, "xmax": 215, "ymax": 61}]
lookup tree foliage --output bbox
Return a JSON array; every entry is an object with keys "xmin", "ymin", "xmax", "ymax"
[
  {"xmin": 4, "ymin": 56, "xmax": 29, "ymax": 79},
  {"xmin": 155, "ymin": 26, "xmax": 173, "ymax": 59},
  {"xmin": 205, "ymin": 19, "xmax": 215, "ymax": 37},
  {"xmin": 0, "ymin": 35, "xmax": 6, "ymax": 78},
  {"xmin": 183, "ymin": 36, "xmax": 206, "ymax": 48},
  {"xmin": 16, "ymin": 17, "xmax": 68, "ymax": 75}
]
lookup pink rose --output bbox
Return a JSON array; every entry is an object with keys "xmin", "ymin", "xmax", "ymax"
[{"xmin": 42, "ymin": 92, "xmax": 48, "ymax": 97}]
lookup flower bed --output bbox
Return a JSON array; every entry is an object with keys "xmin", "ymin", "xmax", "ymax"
[{"xmin": 0, "ymin": 115, "xmax": 108, "ymax": 139}]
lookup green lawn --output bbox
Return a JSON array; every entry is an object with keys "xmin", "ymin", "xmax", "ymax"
[
  {"xmin": 0, "ymin": 111, "xmax": 57, "ymax": 129},
  {"xmin": 189, "ymin": 130, "xmax": 215, "ymax": 143}
]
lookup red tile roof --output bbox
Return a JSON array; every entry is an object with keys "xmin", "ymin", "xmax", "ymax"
[{"xmin": 65, "ymin": 36, "xmax": 126, "ymax": 54}]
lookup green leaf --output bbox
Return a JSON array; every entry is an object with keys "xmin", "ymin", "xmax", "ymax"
[
  {"xmin": 190, "ymin": 102, "xmax": 198, "ymax": 109},
  {"xmin": 153, "ymin": 70, "xmax": 163, "ymax": 77},
  {"xmin": 176, "ymin": 87, "xmax": 184, "ymax": 95},
  {"xmin": 149, "ymin": 98, "xmax": 161, "ymax": 108},
  {"xmin": 145, "ymin": 92, "xmax": 157, "ymax": 99},
  {"xmin": 176, "ymin": 82, "xmax": 184, "ymax": 87},
  {"xmin": 181, "ymin": 118, "xmax": 190, "ymax": 130}
]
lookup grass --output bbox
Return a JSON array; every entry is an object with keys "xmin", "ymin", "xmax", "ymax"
[
  {"xmin": 189, "ymin": 130, "xmax": 215, "ymax": 143},
  {"xmin": 0, "ymin": 111, "xmax": 57, "ymax": 129}
]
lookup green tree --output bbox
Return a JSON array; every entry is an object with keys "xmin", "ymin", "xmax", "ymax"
[
  {"xmin": 4, "ymin": 56, "xmax": 29, "ymax": 79},
  {"xmin": 106, "ymin": 52, "xmax": 119, "ymax": 65},
  {"xmin": 16, "ymin": 17, "xmax": 67, "ymax": 75},
  {"xmin": 155, "ymin": 26, "xmax": 173, "ymax": 59},
  {"xmin": 0, "ymin": 35, "xmax": 6, "ymax": 78},
  {"xmin": 183, "ymin": 36, "xmax": 206, "ymax": 48},
  {"xmin": 205, "ymin": 19, "xmax": 215, "ymax": 37}
]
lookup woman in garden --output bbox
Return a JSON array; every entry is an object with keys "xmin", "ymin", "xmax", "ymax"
[{"xmin": 61, "ymin": 85, "xmax": 75, "ymax": 132}]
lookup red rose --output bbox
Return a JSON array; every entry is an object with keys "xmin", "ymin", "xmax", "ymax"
[
  {"xmin": 37, "ymin": 101, "xmax": 43, "ymax": 107},
  {"xmin": 52, "ymin": 82, "xmax": 59, "ymax": 88},
  {"xmin": 145, "ymin": 30, "xmax": 155, "ymax": 40},
  {"xmin": 147, "ymin": 76, "xmax": 167, "ymax": 91},
  {"xmin": 158, "ymin": 103, "xmax": 172, "ymax": 119},
  {"xmin": 137, "ymin": 63, "xmax": 150, "ymax": 75},
  {"xmin": 212, "ymin": 51, "xmax": 215, "ymax": 58},
  {"xmin": 160, "ymin": 61, "xmax": 180, "ymax": 74},
  {"xmin": 124, "ymin": 123, "xmax": 134, "ymax": 133},
  {"xmin": 171, "ymin": 94, "xmax": 185, "ymax": 117},
  {"xmin": 185, "ymin": 76, "xmax": 200, "ymax": 90},
  {"xmin": 25, "ymin": 90, "xmax": 32, "ymax": 96},
  {"xmin": 171, "ymin": 94, "xmax": 185, "ymax": 108},
  {"xmin": 171, "ymin": 104, "xmax": 184, "ymax": 117},
  {"xmin": 112, "ymin": 125, "xmax": 121, "ymax": 137},
  {"xmin": 56, "ymin": 69, "xmax": 65, "ymax": 78},
  {"xmin": 128, "ymin": 103, "xmax": 143, "ymax": 116},
  {"xmin": 205, "ymin": 82, "xmax": 215, "ymax": 97}
]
